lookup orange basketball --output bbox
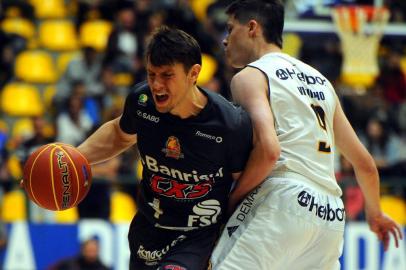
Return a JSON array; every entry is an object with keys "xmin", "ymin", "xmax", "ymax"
[{"xmin": 23, "ymin": 143, "xmax": 92, "ymax": 211}]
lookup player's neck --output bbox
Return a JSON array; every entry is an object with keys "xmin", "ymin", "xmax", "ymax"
[
  {"xmin": 172, "ymin": 86, "xmax": 207, "ymax": 119},
  {"xmin": 256, "ymin": 43, "xmax": 282, "ymax": 60}
]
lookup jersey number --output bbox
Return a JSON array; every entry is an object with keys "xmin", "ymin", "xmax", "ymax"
[{"xmin": 311, "ymin": 104, "xmax": 331, "ymax": 153}]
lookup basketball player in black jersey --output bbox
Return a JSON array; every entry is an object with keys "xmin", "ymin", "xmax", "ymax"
[{"xmin": 77, "ymin": 26, "xmax": 253, "ymax": 270}]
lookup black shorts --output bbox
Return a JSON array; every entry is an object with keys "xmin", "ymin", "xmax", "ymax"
[{"xmin": 128, "ymin": 213, "xmax": 220, "ymax": 270}]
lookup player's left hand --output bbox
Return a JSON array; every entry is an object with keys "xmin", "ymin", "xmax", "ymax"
[{"xmin": 367, "ymin": 212, "xmax": 403, "ymax": 251}]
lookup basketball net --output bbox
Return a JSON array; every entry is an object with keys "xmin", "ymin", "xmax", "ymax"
[{"xmin": 332, "ymin": 6, "xmax": 390, "ymax": 91}]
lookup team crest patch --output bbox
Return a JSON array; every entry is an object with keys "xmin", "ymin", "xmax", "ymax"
[
  {"xmin": 162, "ymin": 136, "xmax": 184, "ymax": 159},
  {"xmin": 138, "ymin": 94, "xmax": 148, "ymax": 106}
]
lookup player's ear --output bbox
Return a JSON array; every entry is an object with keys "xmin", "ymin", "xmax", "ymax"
[
  {"xmin": 189, "ymin": 64, "xmax": 201, "ymax": 84},
  {"xmin": 248, "ymin": 19, "xmax": 259, "ymax": 37}
]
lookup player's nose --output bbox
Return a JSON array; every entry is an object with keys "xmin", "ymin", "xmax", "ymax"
[{"xmin": 151, "ymin": 78, "xmax": 164, "ymax": 91}]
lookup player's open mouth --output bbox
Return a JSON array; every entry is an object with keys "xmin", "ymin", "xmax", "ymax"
[{"xmin": 155, "ymin": 93, "xmax": 169, "ymax": 103}]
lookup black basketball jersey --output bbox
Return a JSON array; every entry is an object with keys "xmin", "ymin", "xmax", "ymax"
[{"xmin": 120, "ymin": 82, "xmax": 252, "ymax": 230}]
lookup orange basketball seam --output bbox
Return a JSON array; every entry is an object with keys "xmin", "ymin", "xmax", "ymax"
[
  {"xmin": 57, "ymin": 145, "xmax": 80, "ymax": 207},
  {"xmin": 57, "ymin": 143, "xmax": 91, "ymax": 167},
  {"xmin": 49, "ymin": 147, "xmax": 60, "ymax": 210},
  {"xmin": 29, "ymin": 144, "xmax": 53, "ymax": 209}
]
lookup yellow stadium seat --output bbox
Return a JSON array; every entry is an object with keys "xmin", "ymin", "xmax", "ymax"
[
  {"xmin": 55, "ymin": 207, "xmax": 79, "ymax": 223},
  {"xmin": 1, "ymin": 17, "xmax": 36, "ymax": 39},
  {"xmin": 15, "ymin": 50, "xmax": 58, "ymax": 83},
  {"xmin": 282, "ymin": 33, "xmax": 303, "ymax": 58},
  {"xmin": 29, "ymin": 0, "xmax": 67, "ymax": 19},
  {"xmin": 6, "ymin": 154, "xmax": 23, "ymax": 180},
  {"xmin": 113, "ymin": 73, "xmax": 134, "ymax": 87},
  {"xmin": 39, "ymin": 20, "xmax": 79, "ymax": 51},
  {"xmin": 0, "ymin": 120, "xmax": 8, "ymax": 134},
  {"xmin": 11, "ymin": 118, "xmax": 34, "ymax": 138},
  {"xmin": 110, "ymin": 191, "xmax": 137, "ymax": 223},
  {"xmin": 43, "ymin": 84, "xmax": 57, "ymax": 109},
  {"xmin": 1, "ymin": 83, "xmax": 44, "ymax": 117},
  {"xmin": 136, "ymin": 159, "xmax": 143, "ymax": 181},
  {"xmin": 1, "ymin": 190, "xmax": 27, "ymax": 222},
  {"xmin": 380, "ymin": 195, "xmax": 406, "ymax": 225},
  {"xmin": 400, "ymin": 56, "xmax": 406, "ymax": 75},
  {"xmin": 197, "ymin": 54, "xmax": 218, "ymax": 86},
  {"xmin": 190, "ymin": 0, "xmax": 216, "ymax": 21},
  {"xmin": 79, "ymin": 20, "xmax": 113, "ymax": 52},
  {"xmin": 57, "ymin": 51, "xmax": 80, "ymax": 74}
]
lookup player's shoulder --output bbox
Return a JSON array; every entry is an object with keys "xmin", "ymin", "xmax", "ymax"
[
  {"xmin": 203, "ymin": 88, "xmax": 249, "ymax": 128},
  {"xmin": 204, "ymin": 88, "xmax": 240, "ymax": 113},
  {"xmin": 125, "ymin": 81, "xmax": 154, "ymax": 108},
  {"xmin": 128, "ymin": 81, "xmax": 150, "ymax": 97}
]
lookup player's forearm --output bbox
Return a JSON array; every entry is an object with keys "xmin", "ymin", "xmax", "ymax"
[
  {"xmin": 231, "ymin": 139, "xmax": 279, "ymax": 203},
  {"xmin": 353, "ymin": 160, "xmax": 382, "ymax": 217},
  {"xmin": 77, "ymin": 118, "xmax": 136, "ymax": 165}
]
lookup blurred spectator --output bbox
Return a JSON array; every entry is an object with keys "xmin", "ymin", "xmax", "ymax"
[
  {"xmin": 342, "ymin": 83, "xmax": 396, "ymax": 132},
  {"xmin": 1, "ymin": 0, "xmax": 35, "ymax": 21},
  {"xmin": 0, "ymin": 31, "xmax": 26, "ymax": 88},
  {"xmin": 165, "ymin": 1, "xmax": 216, "ymax": 55},
  {"xmin": 0, "ymin": 214, "xmax": 6, "ymax": 250},
  {"xmin": 78, "ymin": 125, "xmax": 117, "ymax": 220},
  {"xmin": 48, "ymin": 238, "xmax": 110, "ymax": 270},
  {"xmin": 336, "ymin": 155, "xmax": 365, "ymax": 221},
  {"xmin": 386, "ymin": 102, "xmax": 406, "ymax": 178},
  {"xmin": 104, "ymin": 1, "xmax": 139, "ymax": 74},
  {"xmin": 0, "ymin": 145, "xmax": 9, "ymax": 249},
  {"xmin": 15, "ymin": 116, "xmax": 55, "ymax": 164},
  {"xmin": 377, "ymin": 48, "xmax": 406, "ymax": 106},
  {"xmin": 75, "ymin": 0, "xmax": 115, "ymax": 28},
  {"xmin": 99, "ymin": 66, "xmax": 129, "ymax": 112},
  {"xmin": 300, "ymin": 36, "xmax": 342, "ymax": 83},
  {"xmin": 206, "ymin": 0, "xmax": 229, "ymax": 41},
  {"xmin": 387, "ymin": 0, "xmax": 406, "ymax": 22},
  {"xmin": 359, "ymin": 118, "xmax": 402, "ymax": 174},
  {"xmin": 56, "ymin": 95, "xmax": 94, "ymax": 146},
  {"xmin": 103, "ymin": 102, "xmax": 139, "ymax": 200},
  {"xmin": 56, "ymin": 46, "xmax": 104, "ymax": 104}
]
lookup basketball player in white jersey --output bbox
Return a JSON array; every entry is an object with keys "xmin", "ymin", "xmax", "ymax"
[{"xmin": 211, "ymin": 1, "xmax": 403, "ymax": 269}]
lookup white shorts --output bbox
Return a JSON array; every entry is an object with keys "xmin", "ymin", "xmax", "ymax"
[{"xmin": 211, "ymin": 172, "xmax": 345, "ymax": 270}]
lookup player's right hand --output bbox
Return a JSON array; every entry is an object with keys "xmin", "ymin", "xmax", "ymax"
[{"xmin": 366, "ymin": 212, "xmax": 403, "ymax": 251}]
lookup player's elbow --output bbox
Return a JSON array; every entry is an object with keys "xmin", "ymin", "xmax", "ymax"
[
  {"xmin": 354, "ymin": 152, "xmax": 378, "ymax": 177},
  {"xmin": 262, "ymin": 141, "xmax": 280, "ymax": 166}
]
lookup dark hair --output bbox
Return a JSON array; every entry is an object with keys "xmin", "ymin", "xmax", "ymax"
[
  {"xmin": 226, "ymin": 0, "xmax": 284, "ymax": 48},
  {"xmin": 146, "ymin": 26, "xmax": 202, "ymax": 71}
]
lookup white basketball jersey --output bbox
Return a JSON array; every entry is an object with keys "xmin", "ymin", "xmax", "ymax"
[{"xmin": 249, "ymin": 52, "xmax": 342, "ymax": 195}]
